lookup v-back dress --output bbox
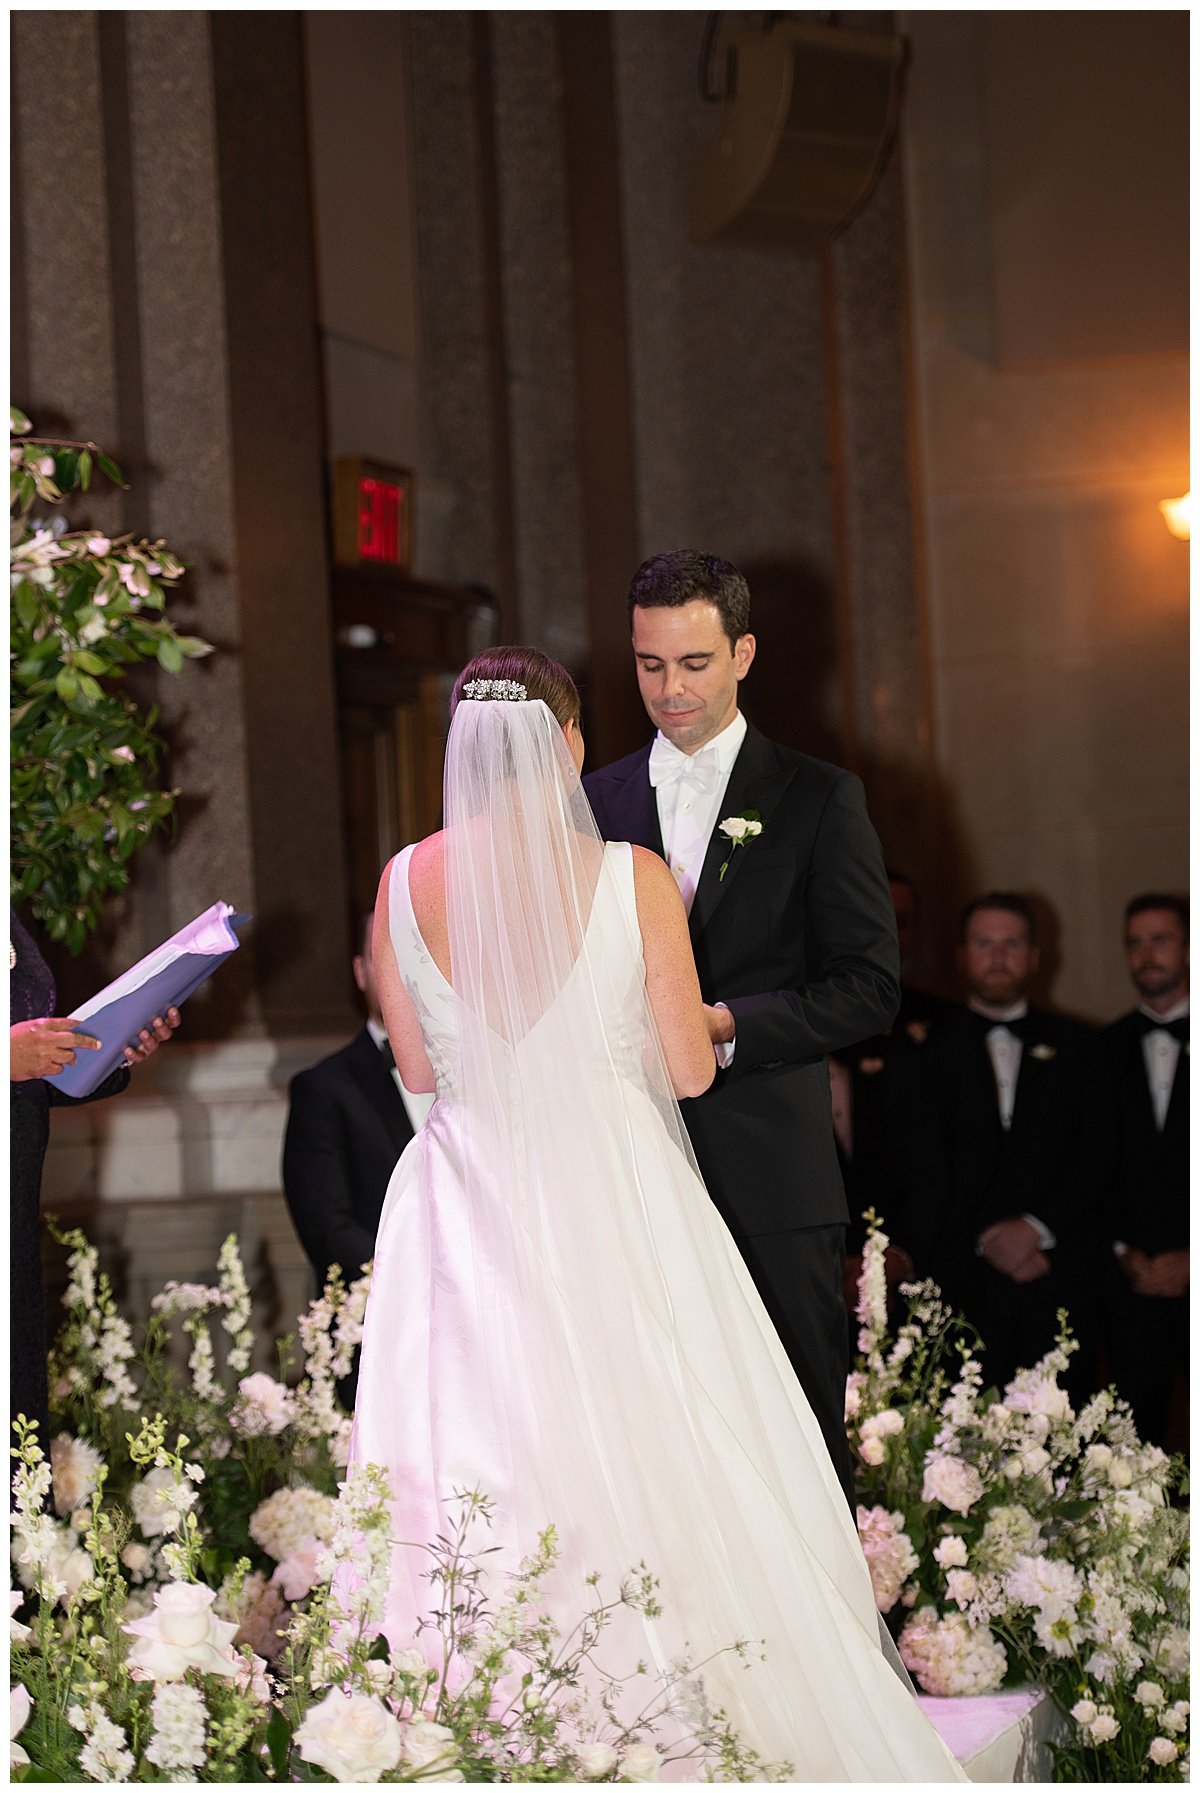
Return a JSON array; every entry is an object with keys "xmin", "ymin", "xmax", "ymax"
[{"xmin": 347, "ymin": 841, "xmax": 963, "ymax": 1782}]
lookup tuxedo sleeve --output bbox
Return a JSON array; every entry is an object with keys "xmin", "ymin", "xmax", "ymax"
[
  {"xmin": 282, "ymin": 1072, "xmax": 377, "ymax": 1280},
  {"xmin": 719, "ymin": 772, "xmax": 900, "ymax": 1076}
]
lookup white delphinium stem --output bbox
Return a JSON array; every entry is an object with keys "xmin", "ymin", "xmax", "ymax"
[
  {"xmin": 9, "ymin": 1420, "xmax": 58, "ymax": 1594},
  {"xmin": 322, "ymin": 1463, "xmax": 395, "ymax": 1638},
  {"xmin": 144, "ymin": 1681, "xmax": 207, "ymax": 1776},
  {"xmin": 217, "ymin": 1234, "xmax": 254, "ymax": 1376},
  {"xmin": 855, "ymin": 1212, "xmax": 890, "ymax": 1362},
  {"xmin": 68, "ymin": 1701, "xmax": 136, "ymax": 1781},
  {"xmin": 294, "ymin": 1284, "xmax": 353, "ymax": 1461},
  {"xmin": 331, "ymin": 1265, "xmax": 372, "ymax": 1379}
]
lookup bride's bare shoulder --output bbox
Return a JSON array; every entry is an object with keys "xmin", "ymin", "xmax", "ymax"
[
  {"xmin": 629, "ymin": 844, "xmax": 686, "ymax": 922},
  {"xmin": 379, "ymin": 833, "xmax": 445, "ymax": 901}
]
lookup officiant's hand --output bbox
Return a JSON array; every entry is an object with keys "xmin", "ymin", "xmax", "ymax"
[
  {"xmin": 703, "ymin": 1003, "xmax": 735, "ymax": 1047},
  {"xmin": 1127, "ymin": 1248, "xmax": 1189, "ymax": 1300},
  {"xmin": 10, "ymin": 1017, "xmax": 101, "ymax": 1081},
  {"xmin": 122, "ymin": 1007, "xmax": 182, "ymax": 1068}
]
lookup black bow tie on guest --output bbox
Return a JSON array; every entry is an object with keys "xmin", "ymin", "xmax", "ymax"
[
  {"xmin": 1135, "ymin": 1012, "xmax": 1189, "ymax": 1044},
  {"xmin": 967, "ymin": 1009, "xmax": 1031, "ymax": 1042}
]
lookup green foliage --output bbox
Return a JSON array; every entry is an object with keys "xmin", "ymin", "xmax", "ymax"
[{"xmin": 10, "ymin": 407, "xmax": 213, "ymax": 952}]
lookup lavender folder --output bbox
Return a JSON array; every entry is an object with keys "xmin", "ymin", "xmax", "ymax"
[{"xmin": 44, "ymin": 902, "xmax": 249, "ymax": 1099}]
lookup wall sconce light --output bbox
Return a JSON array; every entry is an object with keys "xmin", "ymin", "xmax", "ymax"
[{"xmin": 1158, "ymin": 491, "xmax": 1191, "ymax": 540}]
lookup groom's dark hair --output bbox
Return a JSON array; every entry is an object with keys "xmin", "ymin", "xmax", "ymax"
[{"xmin": 627, "ymin": 551, "xmax": 751, "ymax": 648}]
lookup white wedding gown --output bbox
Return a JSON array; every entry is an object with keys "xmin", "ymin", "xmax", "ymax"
[{"xmin": 349, "ymin": 834, "xmax": 963, "ymax": 1782}]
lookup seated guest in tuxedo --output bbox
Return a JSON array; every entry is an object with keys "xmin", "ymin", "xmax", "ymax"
[
  {"xmin": 836, "ymin": 871, "xmax": 957, "ymax": 1313},
  {"xmin": 282, "ymin": 914, "xmax": 433, "ymax": 1398},
  {"xmin": 890, "ymin": 892, "xmax": 1103, "ymax": 1399},
  {"xmin": 1100, "ymin": 893, "xmax": 1188, "ymax": 1449}
]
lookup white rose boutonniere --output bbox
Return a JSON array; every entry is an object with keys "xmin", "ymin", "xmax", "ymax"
[{"xmin": 717, "ymin": 810, "xmax": 762, "ymax": 880}]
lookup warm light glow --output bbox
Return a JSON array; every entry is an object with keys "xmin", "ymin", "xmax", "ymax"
[{"xmin": 1159, "ymin": 491, "xmax": 1191, "ymax": 540}]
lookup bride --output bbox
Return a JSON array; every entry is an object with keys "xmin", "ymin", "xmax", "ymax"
[{"xmin": 348, "ymin": 646, "xmax": 964, "ymax": 1781}]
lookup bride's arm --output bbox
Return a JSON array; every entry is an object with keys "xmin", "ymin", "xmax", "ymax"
[
  {"xmin": 631, "ymin": 847, "xmax": 715, "ymax": 1099},
  {"xmin": 372, "ymin": 860, "xmax": 438, "ymax": 1094}
]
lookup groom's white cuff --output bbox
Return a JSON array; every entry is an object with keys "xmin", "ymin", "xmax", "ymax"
[{"xmin": 713, "ymin": 1002, "xmax": 736, "ymax": 1070}]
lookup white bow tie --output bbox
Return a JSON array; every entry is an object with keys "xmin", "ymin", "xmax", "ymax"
[{"xmin": 648, "ymin": 736, "xmax": 722, "ymax": 795}]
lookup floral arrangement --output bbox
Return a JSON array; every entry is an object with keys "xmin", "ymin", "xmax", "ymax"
[
  {"xmin": 10, "ymin": 409, "xmax": 212, "ymax": 951},
  {"xmin": 10, "ymin": 1228, "xmax": 786, "ymax": 1783},
  {"xmin": 849, "ymin": 1214, "xmax": 1190, "ymax": 1781}
]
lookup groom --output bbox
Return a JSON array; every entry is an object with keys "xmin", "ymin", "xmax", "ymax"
[{"xmin": 585, "ymin": 551, "xmax": 900, "ymax": 1506}]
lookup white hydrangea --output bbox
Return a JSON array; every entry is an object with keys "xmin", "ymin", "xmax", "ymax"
[
  {"xmin": 249, "ymin": 1487, "xmax": 338, "ymax": 1564},
  {"xmin": 856, "ymin": 1507, "xmax": 919, "ymax": 1614},
  {"xmin": 976, "ymin": 1503, "xmax": 1041, "ymax": 1570},
  {"xmin": 144, "ymin": 1681, "xmax": 207, "ymax": 1775},
  {"xmin": 945, "ymin": 1570, "xmax": 978, "ymax": 1610}
]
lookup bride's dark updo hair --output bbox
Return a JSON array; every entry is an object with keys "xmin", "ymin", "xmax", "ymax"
[{"xmin": 450, "ymin": 647, "xmax": 581, "ymax": 727}]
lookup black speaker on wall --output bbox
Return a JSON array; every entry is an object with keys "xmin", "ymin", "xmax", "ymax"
[{"xmin": 689, "ymin": 19, "xmax": 907, "ymax": 251}]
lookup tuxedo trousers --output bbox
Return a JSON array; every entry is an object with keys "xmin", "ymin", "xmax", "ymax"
[
  {"xmin": 725, "ymin": 1220, "xmax": 856, "ymax": 1512},
  {"xmin": 1104, "ymin": 1279, "xmax": 1189, "ymax": 1451}
]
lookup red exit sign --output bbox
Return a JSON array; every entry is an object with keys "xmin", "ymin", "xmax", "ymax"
[{"xmin": 332, "ymin": 457, "xmax": 413, "ymax": 572}]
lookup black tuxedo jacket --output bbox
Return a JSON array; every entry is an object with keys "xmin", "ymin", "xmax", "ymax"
[
  {"xmin": 1100, "ymin": 1011, "xmax": 1188, "ymax": 1255},
  {"xmin": 888, "ymin": 1004, "xmax": 1106, "ymax": 1294},
  {"xmin": 836, "ymin": 983, "xmax": 959, "ymax": 1252},
  {"xmin": 584, "ymin": 723, "xmax": 900, "ymax": 1235},
  {"xmin": 282, "ymin": 1027, "xmax": 415, "ymax": 1289}
]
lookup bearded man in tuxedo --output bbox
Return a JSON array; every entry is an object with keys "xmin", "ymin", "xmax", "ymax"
[
  {"xmin": 1100, "ymin": 894, "xmax": 1189, "ymax": 1447},
  {"xmin": 889, "ymin": 893, "xmax": 1104, "ymax": 1400},
  {"xmin": 584, "ymin": 550, "xmax": 900, "ymax": 1506}
]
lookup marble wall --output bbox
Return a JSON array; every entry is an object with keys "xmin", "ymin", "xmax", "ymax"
[{"xmin": 900, "ymin": 12, "xmax": 1189, "ymax": 1019}]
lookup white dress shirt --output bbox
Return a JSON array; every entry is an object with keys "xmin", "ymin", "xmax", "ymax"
[
  {"xmin": 367, "ymin": 1018, "xmax": 434, "ymax": 1132},
  {"xmin": 968, "ymin": 999, "xmax": 1055, "ymax": 1252},
  {"xmin": 649, "ymin": 709, "xmax": 747, "ymax": 1069},
  {"xmin": 649, "ymin": 709, "xmax": 747, "ymax": 916},
  {"xmin": 1139, "ymin": 997, "xmax": 1188, "ymax": 1131}
]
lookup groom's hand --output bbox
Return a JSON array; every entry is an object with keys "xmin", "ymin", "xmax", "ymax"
[{"xmin": 703, "ymin": 1003, "xmax": 735, "ymax": 1047}]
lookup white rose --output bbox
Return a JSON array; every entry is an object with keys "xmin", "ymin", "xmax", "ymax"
[
  {"xmin": 621, "ymin": 1741, "xmax": 663, "ymax": 1781},
  {"xmin": 870, "ymin": 1409, "xmax": 904, "ymax": 1437},
  {"xmin": 1136, "ymin": 1682, "xmax": 1166, "ymax": 1708},
  {"xmin": 858, "ymin": 1434, "xmax": 886, "ymax": 1466},
  {"xmin": 1108, "ymin": 1458, "xmax": 1134, "ymax": 1489},
  {"xmin": 10, "ymin": 1685, "xmax": 31, "ymax": 1768},
  {"xmin": 50, "ymin": 1435, "xmax": 103, "ymax": 1516},
  {"xmin": 1090, "ymin": 1713, "xmax": 1121, "ymax": 1744},
  {"xmin": 234, "ymin": 1373, "xmax": 295, "ymax": 1437},
  {"xmin": 946, "ymin": 1570, "xmax": 978, "ymax": 1607},
  {"xmin": 922, "ymin": 1453, "xmax": 985, "ymax": 1516},
  {"xmin": 1149, "ymin": 1738, "xmax": 1179, "ymax": 1767},
  {"xmin": 391, "ymin": 1646, "xmax": 431, "ymax": 1682},
  {"xmin": 295, "ymin": 1689, "xmax": 404, "ymax": 1783},
  {"xmin": 934, "ymin": 1536, "xmax": 969, "ymax": 1570},
  {"xmin": 577, "ymin": 1742, "xmax": 620, "ymax": 1778},
  {"xmin": 1002, "ymin": 1456, "xmax": 1025, "ymax": 1481},
  {"xmin": 1071, "ymin": 1699, "xmax": 1098, "ymax": 1726},
  {"xmin": 718, "ymin": 816, "xmax": 763, "ymax": 844},
  {"xmin": 1021, "ymin": 1447, "xmax": 1050, "ymax": 1477},
  {"xmin": 124, "ymin": 1582, "xmax": 239, "ymax": 1682},
  {"xmin": 400, "ymin": 1714, "xmax": 462, "ymax": 1781}
]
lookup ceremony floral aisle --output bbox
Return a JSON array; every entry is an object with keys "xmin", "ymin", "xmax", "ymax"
[{"xmin": 10, "ymin": 1220, "xmax": 1189, "ymax": 1782}]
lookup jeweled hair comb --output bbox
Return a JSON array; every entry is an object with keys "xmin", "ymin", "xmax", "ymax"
[{"xmin": 461, "ymin": 678, "xmax": 527, "ymax": 701}]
